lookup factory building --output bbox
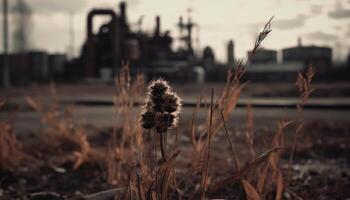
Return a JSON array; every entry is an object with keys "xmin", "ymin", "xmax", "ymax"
[
  {"xmin": 246, "ymin": 62, "xmax": 304, "ymax": 81},
  {"xmin": 248, "ymin": 49, "xmax": 278, "ymax": 64},
  {"xmin": 0, "ymin": 52, "xmax": 67, "ymax": 85},
  {"xmin": 282, "ymin": 40, "xmax": 332, "ymax": 72},
  {"xmin": 244, "ymin": 38, "xmax": 334, "ymax": 81},
  {"xmin": 73, "ymin": 1, "xmax": 202, "ymax": 82}
]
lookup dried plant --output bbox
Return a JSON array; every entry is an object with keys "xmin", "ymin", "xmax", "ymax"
[
  {"xmin": 25, "ymin": 83, "xmax": 94, "ymax": 169},
  {"xmin": 0, "ymin": 100, "xmax": 24, "ymax": 170},
  {"xmin": 203, "ymin": 16, "xmax": 273, "ymax": 142},
  {"xmin": 185, "ymin": 16, "xmax": 275, "ymax": 199},
  {"xmin": 0, "ymin": 121, "xmax": 23, "ymax": 170},
  {"xmin": 107, "ymin": 62, "xmax": 145, "ymax": 184},
  {"xmin": 140, "ymin": 79, "xmax": 182, "ymax": 161},
  {"xmin": 295, "ymin": 65, "xmax": 316, "ymax": 109},
  {"xmin": 200, "ymin": 89, "xmax": 215, "ymax": 200},
  {"xmin": 289, "ymin": 65, "xmax": 316, "ymax": 175},
  {"xmin": 254, "ymin": 120, "xmax": 293, "ymax": 199},
  {"xmin": 218, "ymin": 106, "xmax": 240, "ymax": 171}
]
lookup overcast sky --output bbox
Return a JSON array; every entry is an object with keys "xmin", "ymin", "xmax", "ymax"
[{"xmin": 1, "ymin": 0, "xmax": 350, "ymax": 62}]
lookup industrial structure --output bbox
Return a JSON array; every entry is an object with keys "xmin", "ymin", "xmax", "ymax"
[
  {"xmin": 227, "ymin": 40, "xmax": 235, "ymax": 68},
  {"xmin": 67, "ymin": 2, "xmax": 203, "ymax": 82},
  {"xmin": 282, "ymin": 39, "xmax": 332, "ymax": 73},
  {"xmin": 0, "ymin": 52, "xmax": 67, "ymax": 84},
  {"xmin": 248, "ymin": 49, "xmax": 278, "ymax": 64},
  {"xmin": 246, "ymin": 39, "xmax": 333, "ymax": 81},
  {"xmin": 0, "ymin": 1, "xmax": 345, "ymax": 86}
]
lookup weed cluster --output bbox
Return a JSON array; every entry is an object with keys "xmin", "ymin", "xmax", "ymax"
[{"xmin": 0, "ymin": 113, "xmax": 23, "ymax": 170}]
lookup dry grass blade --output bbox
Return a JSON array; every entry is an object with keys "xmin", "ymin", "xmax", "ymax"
[
  {"xmin": 295, "ymin": 65, "xmax": 316, "ymax": 109},
  {"xmin": 160, "ymin": 169, "xmax": 173, "ymax": 200},
  {"xmin": 217, "ymin": 107, "xmax": 240, "ymax": 170},
  {"xmin": 257, "ymin": 161, "xmax": 269, "ymax": 194},
  {"xmin": 206, "ymin": 17, "xmax": 273, "ymax": 141},
  {"xmin": 158, "ymin": 150, "xmax": 181, "ymax": 173},
  {"xmin": 200, "ymin": 88, "xmax": 214, "ymax": 200},
  {"xmin": 275, "ymin": 169, "xmax": 284, "ymax": 200},
  {"xmin": 210, "ymin": 146, "xmax": 280, "ymax": 193},
  {"xmin": 73, "ymin": 129, "xmax": 93, "ymax": 170},
  {"xmin": 26, "ymin": 87, "xmax": 97, "ymax": 171},
  {"xmin": 191, "ymin": 95, "xmax": 202, "ymax": 153},
  {"xmin": 289, "ymin": 65, "xmax": 316, "ymax": 170},
  {"xmin": 245, "ymin": 104, "xmax": 256, "ymax": 159},
  {"xmin": 247, "ymin": 16, "xmax": 274, "ymax": 65},
  {"xmin": 242, "ymin": 179, "xmax": 262, "ymax": 200},
  {"xmin": 289, "ymin": 122, "xmax": 303, "ymax": 167},
  {"xmin": 26, "ymin": 96, "xmax": 42, "ymax": 112},
  {"xmin": 0, "ymin": 123, "xmax": 23, "ymax": 169}
]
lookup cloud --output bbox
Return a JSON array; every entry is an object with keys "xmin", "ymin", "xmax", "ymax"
[
  {"xmin": 328, "ymin": 1, "xmax": 350, "ymax": 19},
  {"xmin": 328, "ymin": 9, "xmax": 350, "ymax": 19},
  {"xmin": 273, "ymin": 14, "xmax": 309, "ymax": 29},
  {"xmin": 125, "ymin": 0, "xmax": 141, "ymax": 8},
  {"xmin": 23, "ymin": 0, "xmax": 140, "ymax": 15},
  {"xmin": 346, "ymin": 25, "xmax": 350, "ymax": 37},
  {"xmin": 304, "ymin": 31, "xmax": 338, "ymax": 41},
  {"xmin": 248, "ymin": 14, "xmax": 309, "ymax": 35},
  {"xmin": 27, "ymin": 0, "xmax": 88, "ymax": 15},
  {"xmin": 310, "ymin": 5, "xmax": 323, "ymax": 16}
]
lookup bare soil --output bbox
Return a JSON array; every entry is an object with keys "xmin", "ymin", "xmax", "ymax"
[{"xmin": 0, "ymin": 120, "xmax": 349, "ymax": 200}]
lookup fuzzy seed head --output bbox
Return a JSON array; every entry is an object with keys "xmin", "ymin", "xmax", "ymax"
[
  {"xmin": 140, "ymin": 110, "xmax": 156, "ymax": 129},
  {"xmin": 148, "ymin": 79, "xmax": 170, "ymax": 97},
  {"xmin": 140, "ymin": 79, "xmax": 182, "ymax": 133},
  {"xmin": 163, "ymin": 92, "xmax": 181, "ymax": 113}
]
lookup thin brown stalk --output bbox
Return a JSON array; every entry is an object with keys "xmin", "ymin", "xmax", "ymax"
[
  {"xmin": 136, "ymin": 173, "xmax": 143, "ymax": 200},
  {"xmin": 190, "ymin": 95, "xmax": 202, "ymax": 152},
  {"xmin": 289, "ymin": 66, "xmax": 316, "ymax": 170},
  {"xmin": 173, "ymin": 127, "xmax": 179, "ymax": 155},
  {"xmin": 159, "ymin": 132, "xmax": 167, "ymax": 162},
  {"xmin": 200, "ymin": 88, "xmax": 214, "ymax": 200},
  {"xmin": 128, "ymin": 177, "xmax": 133, "ymax": 200},
  {"xmin": 153, "ymin": 130, "xmax": 157, "ymax": 174},
  {"xmin": 209, "ymin": 146, "xmax": 281, "ymax": 193},
  {"xmin": 245, "ymin": 104, "xmax": 256, "ymax": 159},
  {"xmin": 217, "ymin": 108, "xmax": 240, "ymax": 170}
]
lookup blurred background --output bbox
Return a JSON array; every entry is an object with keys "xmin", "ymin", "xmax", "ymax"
[
  {"xmin": 0, "ymin": 0, "xmax": 349, "ymax": 85},
  {"xmin": 0, "ymin": 0, "xmax": 350, "ymax": 130}
]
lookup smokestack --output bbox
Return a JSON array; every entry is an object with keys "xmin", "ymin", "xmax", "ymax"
[
  {"xmin": 119, "ymin": 2, "xmax": 127, "ymax": 28},
  {"xmin": 298, "ymin": 37, "xmax": 302, "ymax": 47},
  {"xmin": 13, "ymin": 0, "xmax": 32, "ymax": 53},
  {"xmin": 155, "ymin": 16, "xmax": 161, "ymax": 36},
  {"xmin": 179, "ymin": 17, "xmax": 183, "ymax": 27},
  {"xmin": 2, "ymin": 0, "xmax": 10, "ymax": 87},
  {"xmin": 227, "ymin": 40, "xmax": 235, "ymax": 67}
]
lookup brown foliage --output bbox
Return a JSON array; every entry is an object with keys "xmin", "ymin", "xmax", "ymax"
[{"xmin": 0, "ymin": 122, "xmax": 23, "ymax": 169}]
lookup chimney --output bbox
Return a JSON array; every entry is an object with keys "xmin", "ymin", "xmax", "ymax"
[
  {"xmin": 119, "ymin": 2, "xmax": 127, "ymax": 27},
  {"xmin": 227, "ymin": 40, "xmax": 235, "ymax": 67},
  {"xmin": 298, "ymin": 37, "xmax": 302, "ymax": 47},
  {"xmin": 155, "ymin": 16, "xmax": 161, "ymax": 36}
]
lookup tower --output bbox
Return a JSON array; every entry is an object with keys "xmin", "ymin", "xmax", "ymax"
[
  {"xmin": 2, "ymin": 0, "xmax": 10, "ymax": 87},
  {"xmin": 12, "ymin": 0, "xmax": 31, "ymax": 53},
  {"xmin": 227, "ymin": 40, "xmax": 235, "ymax": 67}
]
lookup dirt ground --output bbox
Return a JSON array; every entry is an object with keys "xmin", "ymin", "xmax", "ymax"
[{"xmin": 0, "ymin": 117, "xmax": 349, "ymax": 199}]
